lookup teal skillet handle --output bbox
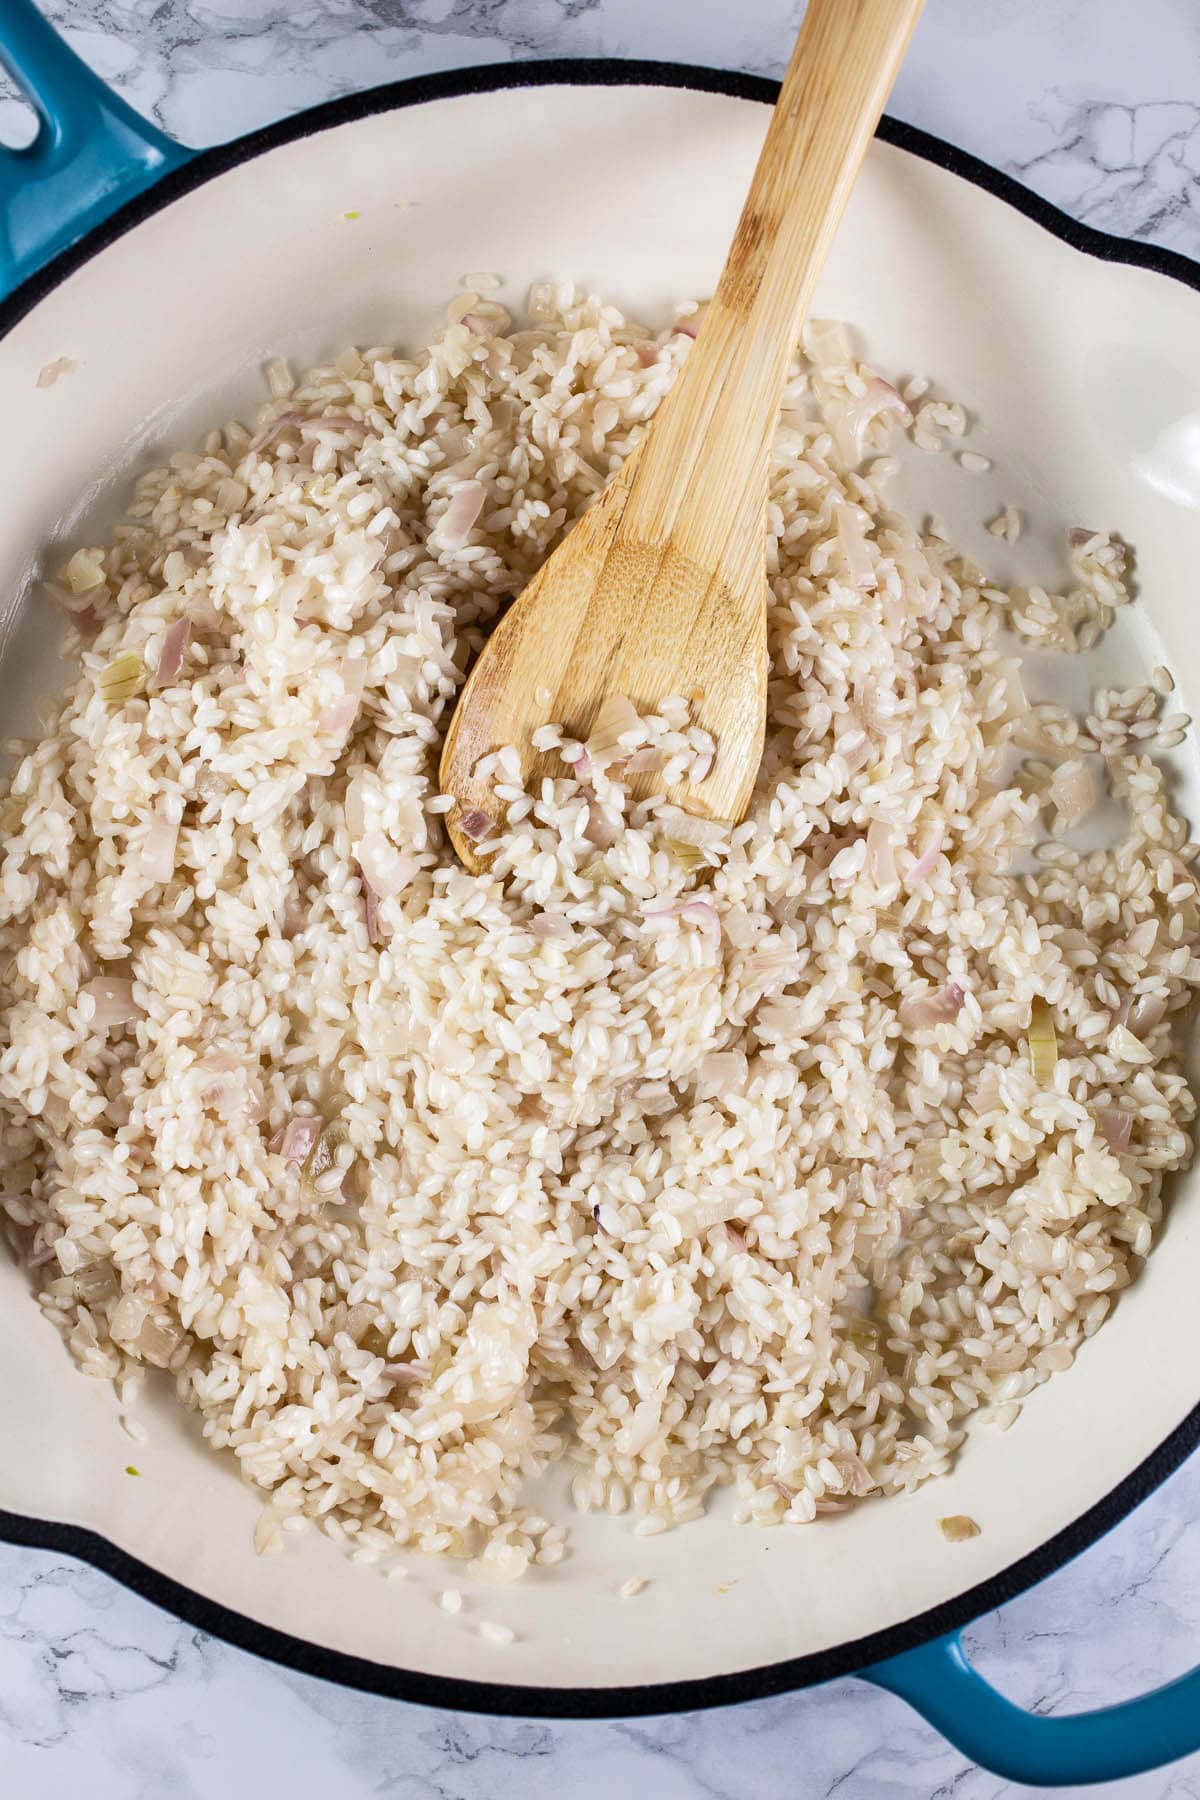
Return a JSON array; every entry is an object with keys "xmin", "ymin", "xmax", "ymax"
[
  {"xmin": 0, "ymin": 0, "xmax": 193, "ymax": 301},
  {"xmin": 864, "ymin": 1629, "xmax": 1200, "ymax": 1786}
]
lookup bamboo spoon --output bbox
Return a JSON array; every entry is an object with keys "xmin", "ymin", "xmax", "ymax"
[{"xmin": 440, "ymin": 0, "xmax": 924, "ymax": 871}]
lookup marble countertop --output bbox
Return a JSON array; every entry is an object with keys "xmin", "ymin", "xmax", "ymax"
[{"xmin": 2, "ymin": 2, "xmax": 1200, "ymax": 1795}]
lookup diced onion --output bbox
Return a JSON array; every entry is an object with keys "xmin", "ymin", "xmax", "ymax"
[{"xmin": 1027, "ymin": 997, "xmax": 1058, "ymax": 1084}]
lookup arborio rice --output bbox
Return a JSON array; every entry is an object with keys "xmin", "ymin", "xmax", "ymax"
[{"xmin": 1, "ymin": 282, "xmax": 1197, "ymax": 1580}]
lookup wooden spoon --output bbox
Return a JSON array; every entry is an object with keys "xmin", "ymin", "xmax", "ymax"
[{"xmin": 440, "ymin": 0, "xmax": 924, "ymax": 870}]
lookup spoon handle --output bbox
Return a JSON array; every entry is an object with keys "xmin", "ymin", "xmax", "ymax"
[{"xmin": 623, "ymin": 0, "xmax": 924, "ymax": 582}]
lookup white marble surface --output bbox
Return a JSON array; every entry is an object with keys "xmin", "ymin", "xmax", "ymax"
[{"xmin": 2, "ymin": 1, "xmax": 1200, "ymax": 1795}]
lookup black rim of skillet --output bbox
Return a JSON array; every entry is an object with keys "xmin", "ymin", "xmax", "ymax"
[{"xmin": 3, "ymin": 56, "xmax": 1200, "ymax": 1720}]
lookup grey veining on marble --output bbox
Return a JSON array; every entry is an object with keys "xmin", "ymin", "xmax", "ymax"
[{"xmin": 2, "ymin": 2, "xmax": 1200, "ymax": 1796}]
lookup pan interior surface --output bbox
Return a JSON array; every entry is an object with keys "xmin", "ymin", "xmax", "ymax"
[{"xmin": 1, "ymin": 75, "xmax": 1199, "ymax": 1697}]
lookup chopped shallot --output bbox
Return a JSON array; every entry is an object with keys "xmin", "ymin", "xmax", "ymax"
[
  {"xmin": 138, "ymin": 807, "xmax": 178, "ymax": 884},
  {"xmin": 82, "ymin": 977, "xmax": 141, "ymax": 1029},
  {"xmin": 583, "ymin": 804, "xmax": 622, "ymax": 851},
  {"xmin": 436, "ymin": 480, "xmax": 486, "ymax": 551},
  {"xmin": 835, "ymin": 503, "xmax": 875, "ymax": 590},
  {"xmin": 358, "ymin": 865, "xmax": 383, "ymax": 945},
  {"xmin": 109, "ymin": 1293, "xmax": 148, "ymax": 1341},
  {"xmin": 623, "ymin": 746, "xmax": 665, "ymax": 776},
  {"xmin": 155, "ymin": 617, "xmax": 192, "ymax": 685},
  {"xmin": 319, "ymin": 694, "xmax": 360, "ymax": 739},
  {"xmin": 382, "ymin": 1360, "xmax": 428, "ymax": 1386},
  {"xmin": 803, "ymin": 318, "xmax": 852, "ymax": 368},
  {"xmin": 200, "ymin": 1056, "xmax": 253, "ymax": 1122},
  {"xmin": 280, "ymin": 1116, "xmax": 321, "ymax": 1162},
  {"xmin": 899, "ymin": 982, "xmax": 964, "ymax": 1031},
  {"xmin": 904, "ymin": 818, "xmax": 945, "ymax": 889},
  {"xmin": 681, "ymin": 901, "xmax": 722, "ymax": 946},
  {"xmin": 298, "ymin": 414, "xmax": 365, "ymax": 441},
  {"xmin": 135, "ymin": 1313, "xmax": 184, "ymax": 1367},
  {"xmin": 1124, "ymin": 991, "xmax": 1167, "ymax": 1037},
  {"xmin": 992, "ymin": 659, "xmax": 1028, "ymax": 727},
  {"xmin": 854, "ymin": 679, "xmax": 899, "ymax": 737},
  {"xmin": 697, "ymin": 1049, "xmax": 748, "ymax": 1094},
  {"xmin": 1047, "ymin": 761, "xmax": 1095, "ymax": 829},
  {"xmin": 834, "ymin": 377, "xmax": 912, "ymax": 463},
  {"xmin": 1027, "ymin": 997, "xmax": 1058, "ymax": 1084},
  {"xmin": 358, "ymin": 829, "xmax": 414, "ymax": 899},
  {"xmin": 586, "ymin": 694, "xmax": 642, "ymax": 766},
  {"xmin": 531, "ymin": 912, "xmax": 573, "ymax": 941},
  {"xmin": 340, "ymin": 652, "xmax": 368, "ymax": 701},
  {"xmin": 830, "ymin": 1449, "xmax": 875, "ymax": 1497},
  {"xmin": 865, "ymin": 821, "xmax": 896, "ymax": 885},
  {"xmin": 345, "ymin": 774, "xmax": 369, "ymax": 840},
  {"xmin": 319, "ymin": 657, "xmax": 365, "ymax": 740},
  {"xmin": 457, "ymin": 808, "xmax": 495, "ymax": 846},
  {"xmin": 645, "ymin": 899, "xmax": 722, "ymax": 947},
  {"xmin": 74, "ymin": 1262, "xmax": 118, "ymax": 1305},
  {"xmin": 251, "ymin": 409, "xmax": 302, "ymax": 453},
  {"xmin": 1096, "ymin": 1107, "xmax": 1133, "ymax": 1152}
]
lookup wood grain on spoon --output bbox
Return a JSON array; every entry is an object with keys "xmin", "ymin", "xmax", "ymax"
[{"xmin": 440, "ymin": 0, "xmax": 924, "ymax": 871}]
